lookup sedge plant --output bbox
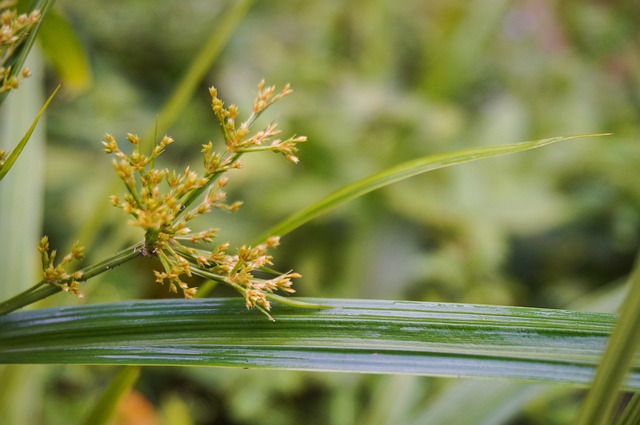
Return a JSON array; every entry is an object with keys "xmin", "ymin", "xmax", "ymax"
[
  {"xmin": 1, "ymin": 80, "xmax": 307, "ymax": 320},
  {"xmin": 1, "ymin": 2, "xmax": 640, "ymax": 424}
]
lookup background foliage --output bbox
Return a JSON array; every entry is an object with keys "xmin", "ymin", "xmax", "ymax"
[{"xmin": 1, "ymin": 0, "xmax": 640, "ymax": 424}]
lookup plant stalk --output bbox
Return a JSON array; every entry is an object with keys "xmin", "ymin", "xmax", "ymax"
[{"xmin": 0, "ymin": 243, "xmax": 143, "ymax": 315}]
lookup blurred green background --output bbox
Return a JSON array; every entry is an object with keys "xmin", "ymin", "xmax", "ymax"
[{"xmin": 2, "ymin": 0, "xmax": 640, "ymax": 424}]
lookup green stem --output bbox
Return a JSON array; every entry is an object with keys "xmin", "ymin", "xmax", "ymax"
[
  {"xmin": 235, "ymin": 145, "xmax": 278, "ymax": 154},
  {"xmin": 0, "ymin": 242, "xmax": 144, "ymax": 316},
  {"xmin": 177, "ymin": 151, "xmax": 242, "ymax": 214},
  {"xmin": 188, "ymin": 265, "xmax": 228, "ymax": 285},
  {"xmin": 0, "ymin": 282, "xmax": 57, "ymax": 316},
  {"xmin": 79, "ymin": 243, "xmax": 144, "ymax": 280}
]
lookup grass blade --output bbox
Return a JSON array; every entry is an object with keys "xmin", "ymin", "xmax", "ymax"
[
  {"xmin": 0, "ymin": 83, "xmax": 60, "ymax": 181},
  {"xmin": 141, "ymin": 0, "xmax": 253, "ymax": 148},
  {"xmin": 575, "ymin": 260, "xmax": 640, "ymax": 425},
  {"xmin": 256, "ymin": 134, "xmax": 608, "ymax": 242},
  {"xmin": 0, "ymin": 298, "xmax": 637, "ymax": 388}
]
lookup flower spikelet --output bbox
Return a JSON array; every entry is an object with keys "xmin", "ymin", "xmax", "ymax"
[
  {"xmin": 104, "ymin": 82, "xmax": 306, "ymax": 316},
  {"xmin": 0, "ymin": 6, "xmax": 41, "ymax": 94},
  {"xmin": 38, "ymin": 236, "xmax": 85, "ymax": 297}
]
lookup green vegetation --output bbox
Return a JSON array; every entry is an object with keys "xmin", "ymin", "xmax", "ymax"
[{"xmin": 1, "ymin": 1, "xmax": 639, "ymax": 424}]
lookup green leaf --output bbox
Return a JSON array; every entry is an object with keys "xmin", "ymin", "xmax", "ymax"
[
  {"xmin": 256, "ymin": 134, "xmax": 609, "ymax": 242},
  {"xmin": 141, "ymin": 0, "xmax": 254, "ymax": 149},
  {"xmin": 615, "ymin": 392, "xmax": 640, "ymax": 425},
  {"xmin": 37, "ymin": 7, "xmax": 92, "ymax": 94},
  {"xmin": 576, "ymin": 261, "xmax": 640, "ymax": 425},
  {"xmin": 80, "ymin": 366, "xmax": 140, "ymax": 425},
  {"xmin": 0, "ymin": 298, "xmax": 637, "ymax": 389},
  {"xmin": 0, "ymin": 83, "xmax": 59, "ymax": 181}
]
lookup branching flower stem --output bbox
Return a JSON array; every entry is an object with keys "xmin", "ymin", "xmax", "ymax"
[
  {"xmin": 176, "ymin": 151, "xmax": 242, "ymax": 215},
  {"xmin": 0, "ymin": 81, "xmax": 307, "ymax": 319},
  {"xmin": 0, "ymin": 243, "xmax": 143, "ymax": 315}
]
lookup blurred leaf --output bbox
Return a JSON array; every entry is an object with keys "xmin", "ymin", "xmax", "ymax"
[
  {"xmin": 615, "ymin": 392, "xmax": 640, "ymax": 425},
  {"xmin": 80, "ymin": 366, "xmax": 140, "ymax": 425},
  {"xmin": 159, "ymin": 394, "xmax": 194, "ymax": 425},
  {"xmin": 0, "ymin": 83, "xmax": 59, "ymax": 181},
  {"xmin": 0, "ymin": 365, "xmax": 46, "ymax": 425},
  {"xmin": 409, "ymin": 380, "xmax": 542, "ymax": 425},
  {"xmin": 0, "ymin": 49, "xmax": 50, "ymax": 425},
  {"xmin": 0, "ymin": 298, "xmax": 638, "ymax": 388},
  {"xmin": 141, "ymin": 0, "xmax": 254, "ymax": 148},
  {"xmin": 37, "ymin": 7, "xmax": 92, "ymax": 94},
  {"xmin": 0, "ymin": 46, "xmax": 47, "ymax": 299},
  {"xmin": 257, "ymin": 134, "xmax": 608, "ymax": 242}
]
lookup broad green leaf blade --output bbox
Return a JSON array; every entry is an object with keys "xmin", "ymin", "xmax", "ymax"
[
  {"xmin": 256, "ymin": 134, "xmax": 608, "ymax": 242},
  {"xmin": 80, "ymin": 366, "xmax": 140, "ymax": 425},
  {"xmin": 0, "ymin": 83, "xmax": 60, "ymax": 181},
  {"xmin": 1, "ymin": 298, "xmax": 638, "ymax": 389}
]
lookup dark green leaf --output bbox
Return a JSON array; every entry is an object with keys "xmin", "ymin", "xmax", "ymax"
[{"xmin": 0, "ymin": 298, "xmax": 637, "ymax": 389}]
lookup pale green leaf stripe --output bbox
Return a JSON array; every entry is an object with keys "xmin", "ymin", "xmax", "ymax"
[
  {"xmin": 0, "ymin": 298, "xmax": 637, "ymax": 389},
  {"xmin": 257, "ymin": 134, "xmax": 608, "ymax": 242}
]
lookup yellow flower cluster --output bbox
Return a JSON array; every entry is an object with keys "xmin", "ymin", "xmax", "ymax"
[
  {"xmin": 38, "ymin": 236, "xmax": 85, "ymax": 296},
  {"xmin": 0, "ymin": 6, "xmax": 40, "ymax": 93},
  {"xmin": 103, "ymin": 81, "xmax": 306, "ymax": 316}
]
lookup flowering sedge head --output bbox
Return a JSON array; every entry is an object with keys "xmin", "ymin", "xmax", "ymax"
[{"xmin": 103, "ymin": 81, "xmax": 306, "ymax": 315}]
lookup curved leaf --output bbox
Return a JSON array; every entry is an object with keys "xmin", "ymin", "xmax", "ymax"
[
  {"xmin": 0, "ymin": 298, "xmax": 637, "ymax": 389},
  {"xmin": 0, "ymin": 83, "xmax": 59, "ymax": 181},
  {"xmin": 256, "ymin": 134, "xmax": 609, "ymax": 242}
]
